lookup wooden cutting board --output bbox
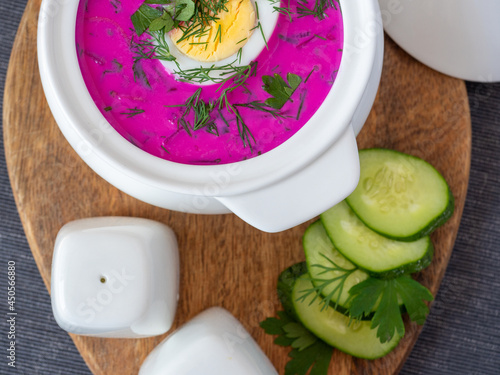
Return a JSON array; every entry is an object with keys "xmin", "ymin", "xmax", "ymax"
[{"xmin": 3, "ymin": 0, "xmax": 471, "ymax": 373}]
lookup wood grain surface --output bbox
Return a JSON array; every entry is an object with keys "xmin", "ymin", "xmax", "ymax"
[{"xmin": 3, "ymin": 0, "xmax": 471, "ymax": 374}]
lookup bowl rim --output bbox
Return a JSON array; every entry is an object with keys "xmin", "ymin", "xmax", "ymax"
[{"xmin": 37, "ymin": 0, "xmax": 379, "ymax": 197}]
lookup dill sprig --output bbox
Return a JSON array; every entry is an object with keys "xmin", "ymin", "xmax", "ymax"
[
  {"xmin": 215, "ymin": 61, "xmax": 257, "ymax": 106},
  {"xmin": 297, "ymin": 0, "xmax": 337, "ymax": 20},
  {"xmin": 235, "ymin": 101, "xmax": 286, "ymax": 118},
  {"xmin": 131, "ymin": 29, "xmax": 176, "ymax": 87},
  {"xmin": 296, "ymin": 253, "xmax": 358, "ymax": 311},
  {"xmin": 172, "ymin": 57, "xmax": 255, "ymax": 85},
  {"xmin": 274, "ymin": 5, "xmax": 293, "ymax": 22},
  {"xmin": 165, "ymin": 88, "xmax": 218, "ymax": 135},
  {"xmin": 224, "ymin": 101, "xmax": 256, "ymax": 149},
  {"xmin": 296, "ymin": 91, "xmax": 306, "ymax": 120},
  {"xmin": 132, "ymin": 29, "xmax": 176, "ymax": 63},
  {"xmin": 175, "ymin": 0, "xmax": 229, "ymax": 44},
  {"xmin": 253, "ymin": 2, "xmax": 268, "ymax": 49},
  {"xmin": 120, "ymin": 107, "xmax": 146, "ymax": 117}
]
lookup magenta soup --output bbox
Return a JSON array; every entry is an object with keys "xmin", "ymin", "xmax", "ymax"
[{"xmin": 75, "ymin": 0, "xmax": 344, "ymax": 165}]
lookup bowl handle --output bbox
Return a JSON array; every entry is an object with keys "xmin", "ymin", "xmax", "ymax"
[{"xmin": 215, "ymin": 125, "xmax": 360, "ymax": 232}]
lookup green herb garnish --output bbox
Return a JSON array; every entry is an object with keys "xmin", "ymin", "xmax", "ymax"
[
  {"xmin": 304, "ymin": 67, "xmax": 316, "ymax": 83},
  {"xmin": 120, "ymin": 107, "xmax": 145, "ymax": 117},
  {"xmin": 274, "ymin": 6, "xmax": 293, "ymax": 22},
  {"xmin": 131, "ymin": 29, "xmax": 176, "ymax": 76},
  {"xmin": 131, "ymin": 59, "xmax": 151, "ymax": 88},
  {"xmin": 296, "ymin": 253, "xmax": 357, "ymax": 311},
  {"xmin": 166, "ymin": 88, "xmax": 218, "ymax": 135},
  {"xmin": 148, "ymin": 11, "xmax": 174, "ymax": 33},
  {"xmin": 253, "ymin": 2, "xmax": 268, "ymax": 49},
  {"xmin": 347, "ymin": 276, "xmax": 433, "ymax": 343},
  {"xmin": 110, "ymin": 0, "xmax": 122, "ymax": 13},
  {"xmin": 175, "ymin": 0, "xmax": 196, "ymax": 21},
  {"xmin": 172, "ymin": 59, "xmax": 255, "ymax": 85},
  {"xmin": 131, "ymin": 3, "xmax": 164, "ymax": 35},
  {"xmin": 296, "ymin": 91, "xmax": 306, "ymax": 120},
  {"xmin": 262, "ymin": 72, "xmax": 302, "ymax": 109},
  {"xmin": 214, "ymin": 24, "xmax": 222, "ymax": 43},
  {"xmin": 226, "ymin": 103, "xmax": 256, "ymax": 149},
  {"xmin": 131, "ymin": 0, "xmax": 196, "ymax": 36},
  {"xmin": 166, "ymin": 64, "xmax": 304, "ymax": 149},
  {"xmin": 296, "ymin": 0, "xmax": 337, "ymax": 20},
  {"xmin": 235, "ymin": 101, "xmax": 285, "ymax": 118},
  {"xmin": 260, "ymin": 311, "xmax": 333, "ymax": 375},
  {"xmin": 174, "ymin": 0, "xmax": 229, "ymax": 44}
]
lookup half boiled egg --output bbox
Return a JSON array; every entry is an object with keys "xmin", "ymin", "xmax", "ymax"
[{"xmin": 160, "ymin": 0, "xmax": 279, "ymax": 81}]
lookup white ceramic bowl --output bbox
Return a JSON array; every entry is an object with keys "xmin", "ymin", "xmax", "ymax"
[
  {"xmin": 379, "ymin": 0, "xmax": 500, "ymax": 82},
  {"xmin": 38, "ymin": 0, "xmax": 384, "ymax": 232}
]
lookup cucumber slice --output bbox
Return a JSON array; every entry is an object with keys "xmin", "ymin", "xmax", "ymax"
[
  {"xmin": 346, "ymin": 148, "xmax": 454, "ymax": 241},
  {"xmin": 321, "ymin": 201, "xmax": 433, "ymax": 278},
  {"xmin": 278, "ymin": 264, "xmax": 402, "ymax": 359},
  {"xmin": 303, "ymin": 221, "xmax": 369, "ymax": 312}
]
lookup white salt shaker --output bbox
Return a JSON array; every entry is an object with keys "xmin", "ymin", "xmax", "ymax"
[{"xmin": 51, "ymin": 217, "xmax": 179, "ymax": 338}]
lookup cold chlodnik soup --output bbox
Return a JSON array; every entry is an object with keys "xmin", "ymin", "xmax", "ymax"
[{"xmin": 76, "ymin": 0, "xmax": 343, "ymax": 165}]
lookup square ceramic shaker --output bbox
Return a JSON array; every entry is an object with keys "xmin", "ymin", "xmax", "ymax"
[{"xmin": 51, "ymin": 217, "xmax": 179, "ymax": 338}]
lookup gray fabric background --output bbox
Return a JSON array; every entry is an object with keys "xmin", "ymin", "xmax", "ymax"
[{"xmin": 1, "ymin": 1, "xmax": 499, "ymax": 374}]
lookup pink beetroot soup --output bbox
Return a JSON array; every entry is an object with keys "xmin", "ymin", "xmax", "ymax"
[{"xmin": 76, "ymin": 0, "xmax": 343, "ymax": 165}]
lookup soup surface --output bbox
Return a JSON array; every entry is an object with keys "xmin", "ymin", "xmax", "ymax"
[{"xmin": 76, "ymin": 0, "xmax": 343, "ymax": 165}]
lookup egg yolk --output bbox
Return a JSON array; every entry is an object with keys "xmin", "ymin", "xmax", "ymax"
[{"xmin": 170, "ymin": 0, "xmax": 256, "ymax": 62}]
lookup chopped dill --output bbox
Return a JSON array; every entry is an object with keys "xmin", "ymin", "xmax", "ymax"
[
  {"xmin": 296, "ymin": 91, "xmax": 306, "ymax": 120},
  {"xmin": 296, "ymin": 253, "xmax": 358, "ymax": 311},
  {"xmin": 214, "ymin": 24, "xmax": 222, "ymax": 43},
  {"xmin": 120, "ymin": 107, "xmax": 145, "ymax": 117},
  {"xmin": 305, "ymin": 66, "xmax": 316, "ymax": 83},
  {"xmin": 297, "ymin": 0, "xmax": 337, "ymax": 20}
]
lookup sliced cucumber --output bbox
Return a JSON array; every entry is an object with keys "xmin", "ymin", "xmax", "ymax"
[
  {"xmin": 278, "ymin": 264, "xmax": 402, "ymax": 359},
  {"xmin": 303, "ymin": 221, "xmax": 369, "ymax": 312},
  {"xmin": 321, "ymin": 201, "xmax": 433, "ymax": 278},
  {"xmin": 346, "ymin": 148, "xmax": 454, "ymax": 241}
]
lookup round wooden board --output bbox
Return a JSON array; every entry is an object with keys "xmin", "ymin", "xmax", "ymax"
[{"xmin": 3, "ymin": 0, "xmax": 471, "ymax": 374}]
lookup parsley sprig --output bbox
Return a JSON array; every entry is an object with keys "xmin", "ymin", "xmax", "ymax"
[
  {"xmin": 262, "ymin": 73, "xmax": 302, "ymax": 109},
  {"xmin": 347, "ymin": 276, "xmax": 434, "ymax": 343},
  {"xmin": 261, "ymin": 275, "xmax": 434, "ymax": 374},
  {"xmin": 296, "ymin": 257, "xmax": 434, "ymax": 344},
  {"xmin": 131, "ymin": 0, "xmax": 196, "ymax": 36},
  {"xmin": 260, "ymin": 311, "xmax": 333, "ymax": 375}
]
